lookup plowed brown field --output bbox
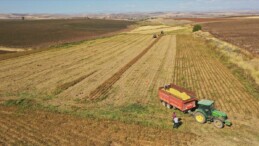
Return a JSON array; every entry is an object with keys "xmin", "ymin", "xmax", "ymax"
[
  {"xmin": 0, "ymin": 19, "xmax": 133, "ymax": 49},
  {"xmin": 203, "ymin": 19, "xmax": 259, "ymax": 55}
]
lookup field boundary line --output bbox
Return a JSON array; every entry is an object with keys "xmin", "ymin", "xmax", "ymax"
[
  {"xmin": 148, "ymin": 35, "xmax": 175, "ymax": 98},
  {"xmin": 88, "ymin": 35, "xmax": 163, "ymax": 100},
  {"xmin": 55, "ymin": 70, "xmax": 97, "ymax": 95}
]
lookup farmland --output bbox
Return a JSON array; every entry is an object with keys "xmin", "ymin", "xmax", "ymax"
[
  {"xmin": 0, "ymin": 106, "xmax": 200, "ymax": 146},
  {"xmin": 203, "ymin": 19, "xmax": 259, "ymax": 55},
  {"xmin": 0, "ymin": 50, "xmax": 13, "ymax": 54},
  {"xmin": 128, "ymin": 25, "xmax": 184, "ymax": 34},
  {"xmin": 1, "ymin": 23, "xmax": 259, "ymax": 145},
  {"xmin": 175, "ymin": 35, "xmax": 259, "ymax": 118},
  {"xmin": 173, "ymin": 17, "xmax": 228, "ymax": 23},
  {"xmin": 0, "ymin": 19, "xmax": 134, "ymax": 50}
]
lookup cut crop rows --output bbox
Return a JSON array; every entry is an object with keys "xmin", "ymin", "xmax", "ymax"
[
  {"xmin": 0, "ymin": 34, "xmax": 154, "ymax": 100},
  {"xmin": 174, "ymin": 35, "xmax": 259, "ymax": 117},
  {"xmin": 88, "ymin": 35, "xmax": 163, "ymax": 100},
  {"xmin": 94, "ymin": 35, "xmax": 177, "ymax": 109}
]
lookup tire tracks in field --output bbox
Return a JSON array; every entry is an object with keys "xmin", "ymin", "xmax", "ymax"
[
  {"xmin": 87, "ymin": 35, "xmax": 163, "ymax": 100},
  {"xmin": 51, "ymin": 36, "xmax": 150, "ymax": 98},
  {"xmin": 0, "ymin": 35, "xmax": 135, "ymax": 80},
  {"xmin": 148, "ymin": 35, "xmax": 175, "ymax": 99},
  {"xmin": 0, "ymin": 34, "xmax": 120, "ymax": 71},
  {"xmin": 55, "ymin": 70, "xmax": 97, "ymax": 95}
]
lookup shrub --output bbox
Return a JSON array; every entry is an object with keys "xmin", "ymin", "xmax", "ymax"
[
  {"xmin": 193, "ymin": 24, "xmax": 202, "ymax": 32},
  {"xmin": 3, "ymin": 98, "xmax": 34, "ymax": 107}
]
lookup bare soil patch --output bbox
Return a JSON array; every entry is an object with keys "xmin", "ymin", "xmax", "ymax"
[
  {"xmin": 203, "ymin": 19, "xmax": 259, "ymax": 55},
  {"xmin": 0, "ymin": 19, "xmax": 134, "ymax": 49},
  {"xmin": 0, "ymin": 50, "xmax": 14, "ymax": 54}
]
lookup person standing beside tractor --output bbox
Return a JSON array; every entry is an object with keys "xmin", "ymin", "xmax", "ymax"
[
  {"xmin": 172, "ymin": 112, "xmax": 181, "ymax": 129},
  {"xmin": 173, "ymin": 117, "xmax": 179, "ymax": 128}
]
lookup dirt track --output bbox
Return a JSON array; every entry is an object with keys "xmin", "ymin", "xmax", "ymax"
[{"xmin": 0, "ymin": 106, "xmax": 200, "ymax": 146}]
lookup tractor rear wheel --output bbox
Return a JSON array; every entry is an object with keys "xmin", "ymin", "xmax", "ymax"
[
  {"xmin": 194, "ymin": 112, "xmax": 206, "ymax": 124},
  {"xmin": 214, "ymin": 119, "xmax": 224, "ymax": 128}
]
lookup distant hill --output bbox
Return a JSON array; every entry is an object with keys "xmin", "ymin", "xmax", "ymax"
[{"xmin": 1, "ymin": 11, "xmax": 259, "ymax": 20}]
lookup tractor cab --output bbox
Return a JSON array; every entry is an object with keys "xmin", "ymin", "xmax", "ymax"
[
  {"xmin": 197, "ymin": 100, "xmax": 214, "ymax": 116},
  {"xmin": 194, "ymin": 99, "xmax": 232, "ymax": 128}
]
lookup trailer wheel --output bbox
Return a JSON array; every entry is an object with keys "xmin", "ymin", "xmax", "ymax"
[
  {"xmin": 194, "ymin": 112, "xmax": 206, "ymax": 124},
  {"xmin": 213, "ymin": 119, "xmax": 224, "ymax": 129},
  {"xmin": 162, "ymin": 101, "xmax": 166, "ymax": 107},
  {"xmin": 166, "ymin": 103, "xmax": 171, "ymax": 109}
]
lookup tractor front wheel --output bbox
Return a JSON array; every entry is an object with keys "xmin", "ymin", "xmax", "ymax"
[
  {"xmin": 194, "ymin": 112, "xmax": 206, "ymax": 124},
  {"xmin": 214, "ymin": 119, "xmax": 224, "ymax": 128}
]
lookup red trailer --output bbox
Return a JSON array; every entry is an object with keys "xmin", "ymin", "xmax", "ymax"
[{"xmin": 158, "ymin": 84, "xmax": 198, "ymax": 112}]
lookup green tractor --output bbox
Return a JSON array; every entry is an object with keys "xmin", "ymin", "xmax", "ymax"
[{"xmin": 194, "ymin": 100, "xmax": 232, "ymax": 128}]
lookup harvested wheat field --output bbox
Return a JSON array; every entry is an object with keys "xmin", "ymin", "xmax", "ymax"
[
  {"xmin": 174, "ymin": 35, "xmax": 259, "ymax": 117},
  {"xmin": 128, "ymin": 25, "xmax": 184, "ymax": 34},
  {"xmin": 0, "ymin": 34, "xmax": 154, "ymax": 95},
  {"xmin": 1, "ymin": 25, "xmax": 259, "ymax": 146}
]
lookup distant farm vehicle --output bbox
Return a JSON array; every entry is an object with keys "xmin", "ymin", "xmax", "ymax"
[
  {"xmin": 153, "ymin": 34, "xmax": 157, "ymax": 38},
  {"xmin": 161, "ymin": 31, "xmax": 164, "ymax": 35},
  {"xmin": 159, "ymin": 83, "xmax": 232, "ymax": 128}
]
